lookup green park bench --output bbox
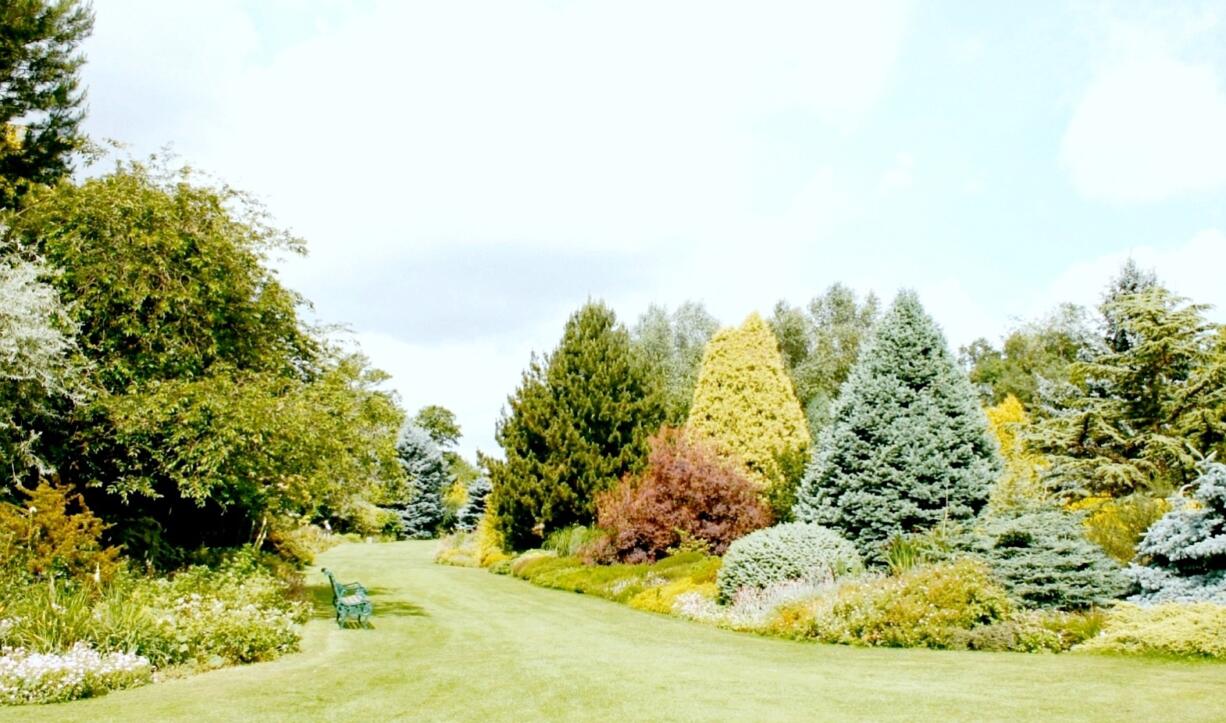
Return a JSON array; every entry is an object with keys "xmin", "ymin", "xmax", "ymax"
[{"xmin": 322, "ymin": 568, "xmax": 372, "ymax": 628}]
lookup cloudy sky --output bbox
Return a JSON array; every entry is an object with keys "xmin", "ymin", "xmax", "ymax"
[{"xmin": 80, "ymin": 1, "xmax": 1226, "ymax": 457}]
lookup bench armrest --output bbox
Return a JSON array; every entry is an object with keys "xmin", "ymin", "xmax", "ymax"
[{"xmin": 339, "ymin": 582, "xmax": 368, "ymax": 596}]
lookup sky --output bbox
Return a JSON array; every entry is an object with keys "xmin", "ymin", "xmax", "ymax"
[{"xmin": 79, "ymin": 1, "xmax": 1226, "ymax": 458}]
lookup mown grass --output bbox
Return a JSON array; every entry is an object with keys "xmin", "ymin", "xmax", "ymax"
[{"xmin": 6, "ymin": 541, "xmax": 1223, "ymax": 722}]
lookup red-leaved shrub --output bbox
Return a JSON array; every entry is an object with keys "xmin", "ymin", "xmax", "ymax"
[{"xmin": 595, "ymin": 427, "xmax": 772, "ymax": 563}]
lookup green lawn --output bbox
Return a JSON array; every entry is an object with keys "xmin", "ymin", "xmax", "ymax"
[{"xmin": 7, "ymin": 541, "xmax": 1223, "ymax": 722}]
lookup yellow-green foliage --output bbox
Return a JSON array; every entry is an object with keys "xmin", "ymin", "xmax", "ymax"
[
  {"xmin": 687, "ymin": 313, "xmax": 810, "ymax": 492},
  {"xmin": 629, "ymin": 579, "xmax": 718, "ymax": 614},
  {"xmin": 775, "ymin": 560, "xmax": 1015, "ymax": 649},
  {"xmin": 1078, "ymin": 603, "xmax": 1226, "ymax": 659},
  {"xmin": 1070, "ymin": 495, "xmax": 1169, "ymax": 563},
  {"xmin": 509, "ymin": 551, "xmax": 721, "ymax": 604},
  {"xmin": 0, "ymin": 482, "xmax": 122, "ymax": 583},
  {"xmin": 986, "ymin": 395, "xmax": 1047, "ymax": 509},
  {"xmin": 476, "ymin": 515, "xmax": 512, "ymax": 568},
  {"xmin": 443, "ymin": 480, "xmax": 469, "ymax": 513}
]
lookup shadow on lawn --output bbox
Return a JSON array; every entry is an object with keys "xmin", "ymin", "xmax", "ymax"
[{"xmin": 305, "ymin": 583, "xmax": 427, "ymax": 620}]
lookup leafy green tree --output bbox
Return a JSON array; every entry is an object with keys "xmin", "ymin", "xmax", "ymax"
[
  {"xmin": 1030, "ymin": 285, "xmax": 1216, "ymax": 499},
  {"xmin": 0, "ymin": 0, "xmax": 94, "ymax": 208},
  {"xmin": 1102, "ymin": 259, "xmax": 1158, "ymax": 355},
  {"xmin": 687, "ymin": 312, "xmax": 810, "ymax": 503},
  {"xmin": 794, "ymin": 291, "xmax": 1000, "ymax": 563},
  {"xmin": 1128, "ymin": 460, "xmax": 1226, "ymax": 604},
  {"xmin": 960, "ymin": 304, "xmax": 1093, "ymax": 407},
  {"xmin": 768, "ymin": 284, "xmax": 879, "ymax": 437},
  {"xmin": 75, "ymin": 353, "xmax": 404, "ymax": 557},
  {"xmin": 9, "ymin": 160, "xmax": 316, "ymax": 391},
  {"xmin": 488, "ymin": 302, "xmax": 664, "ymax": 550},
  {"xmin": 394, "ymin": 422, "xmax": 449, "ymax": 539},
  {"xmin": 0, "ymin": 252, "xmax": 85, "ymax": 484},
  {"xmin": 413, "ymin": 405, "xmax": 461, "ymax": 449},
  {"xmin": 631, "ymin": 301, "xmax": 719, "ymax": 424},
  {"xmin": 3, "ymin": 160, "xmax": 404, "ymax": 562}
]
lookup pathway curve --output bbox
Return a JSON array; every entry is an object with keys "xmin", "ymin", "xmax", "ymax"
[{"xmin": 7, "ymin": 541, "xmax": 1223, "ymax": 722}]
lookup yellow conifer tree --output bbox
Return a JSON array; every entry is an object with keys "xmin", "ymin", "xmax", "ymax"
[
  {"xmin": 686, "ymin": 313, "xmax": 810, "ymax": 499},
  {"xmin": 985, "ymin": 394, "xmax": 1047, "ymax": 509}
]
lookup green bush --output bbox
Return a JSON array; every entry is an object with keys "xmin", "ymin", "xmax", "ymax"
[
  {"xmin": 1077, "ymin": 603, "xmax": 1226, "ymax": 659},
  {"xmin": 0, "ymin": 546, "xmax": 306, "ymax": 673},
  {"xmin": 794, "ymin": 560, "xmax": 1014, "ymax": 649},
  {"xmin": 717, "ymin": 523, "xmax": 861, "ymax": 603}
]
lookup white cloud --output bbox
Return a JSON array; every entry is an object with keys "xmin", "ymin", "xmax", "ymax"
[
  {"xmin": 1039, "ymin": 229, "xmax": 1226, "ymax": 320},
  {"xmin": 1060, "ymin": 15, "xmax": 1226, "ymax": 203}
]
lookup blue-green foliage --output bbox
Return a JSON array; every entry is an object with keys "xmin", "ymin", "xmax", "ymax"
[
  {"xmin": 394, "ymin": 422, "xmax": 449, "ymax": 539},
  {"xmin": 456, "ymin": 476, "xmax": 491, "ymax": 532},
  {"xmin": 1128, "ymin": 461, "xmax": 1226, "ymax": 604},
  {"xmin": 794, "ymin": 291, "xmax": 1000, "ymax": 564},
  {"xmin": 716, "ymin": 522, "xmax": 861, "ymax": 603},
  {"xmin": 976, "ymin": 507, "xmax": 1128, "ymax": 610}
]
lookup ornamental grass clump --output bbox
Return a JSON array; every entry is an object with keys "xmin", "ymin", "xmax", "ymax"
[{"xmin": 716, "ymin": 522, "xmax": 861, "ymax": 603}]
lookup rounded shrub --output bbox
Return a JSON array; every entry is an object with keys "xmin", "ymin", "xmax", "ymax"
[{"xmin": 717, "ymin": 522, "xmax": 861, "ymax": 603}]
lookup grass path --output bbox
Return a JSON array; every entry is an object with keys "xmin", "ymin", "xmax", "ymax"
[{"xmin": 8, "ymin": 541, "xmax": 1224, "ymax": 722}]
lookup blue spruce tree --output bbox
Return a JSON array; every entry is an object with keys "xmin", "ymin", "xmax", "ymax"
[
  {"xmin": 395, "ymin": 422, "xmax": 449, "ymax": 539},
  {"xmin": 456, "ymin": 476, "xmax": 491, "ymax": 532},
  {"xmin": 1128, "ymin": 460, "xmax": 1226, "ymax": 603},
  {"xmin": 794, "ymin": 291, "xmax": 1000, "ymax": 564}
]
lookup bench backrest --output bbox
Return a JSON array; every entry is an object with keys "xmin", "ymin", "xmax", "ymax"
[{"xmin": 321, "ymin": 568, "xmax": 344, "ymax": 600}]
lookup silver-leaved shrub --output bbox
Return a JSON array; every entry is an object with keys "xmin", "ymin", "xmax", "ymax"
[{"xmin": 716, "ymin": 522, "xmax": 861, "ymax": 603}]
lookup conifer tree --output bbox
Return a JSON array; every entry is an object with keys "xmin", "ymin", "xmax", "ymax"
[
  {"xmin": 456, "ymin": 476, "xmax": 491, "ymax": 532},
  {"xmin": 1, "ymin": 0, "xmax": 94, "ymax": 208},
  {"xmin": 394, "ymin": 422, "xmax": 449, "ymax": 539},
  {"xmin": 975, "ymin": 506, "xmax": 1128, "ymax": 610},
  {"xmin": 488, "ymin": 302, "xmax": 664, "ymax": 550},
  {"xmin": 1128, "ymin": 460, "xmax": 1226, "ymax": 604},
  {"xmin": 686, "ymin": 313, "xmax": 810, "ymax": 499},
  {"xmin": 794, "ymin": 291, "xmax": 999, "ymax": 563},
  {"xmin": 1030, "ymin": 285, "xmax": 1216, "ymax": 499}
]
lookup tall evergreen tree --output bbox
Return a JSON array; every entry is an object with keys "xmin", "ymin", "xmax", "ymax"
[
  {"xmin": 686, "ymin": 312, "xmax": 810, "ymax": 500},
  {"xmin": 1, "ymin": 0, "xmax": 94, "ymax": 208},
  {"xmin": 394, "ymin": 422, "xmax": 449, "ymax": 539},
  {"xmin": 794, "ymin": 291, "xmax": 1000, "ymax": 563},
  {"xmin": 488, "ymin": 302, "xmax": 664, "ymax": 550},
  {"xmin": 1030, "ymin": 284, "xmax": 1217, "ymax": 499}
]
